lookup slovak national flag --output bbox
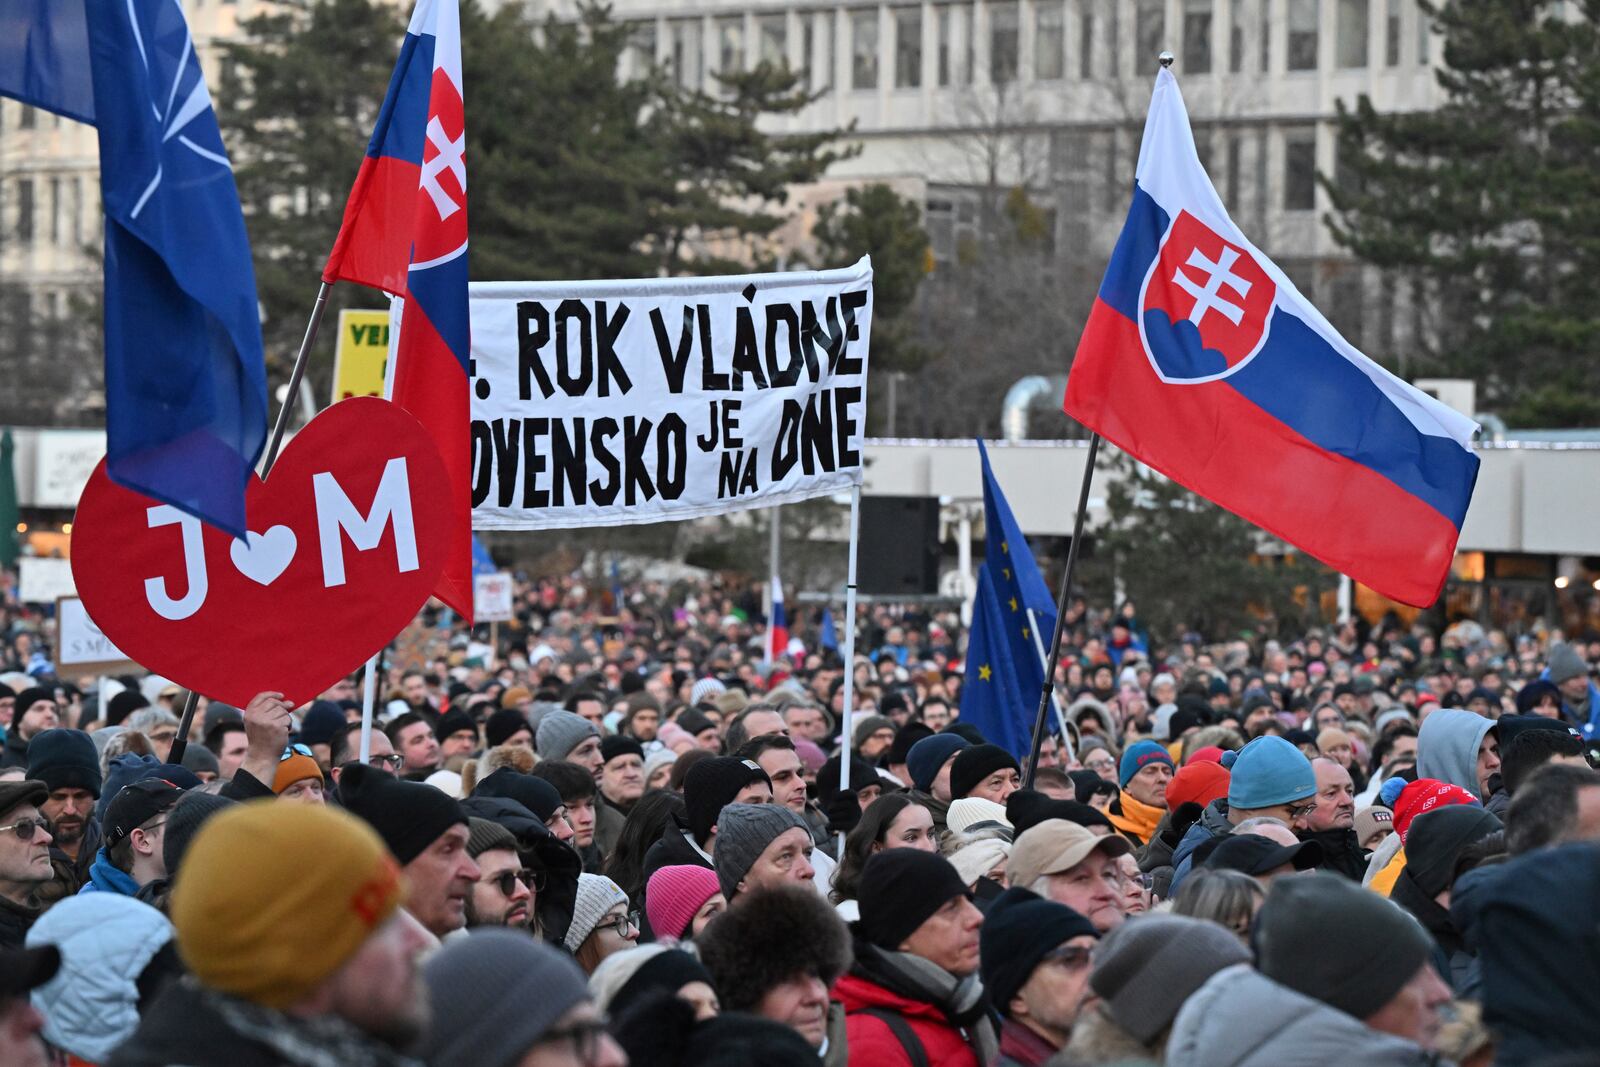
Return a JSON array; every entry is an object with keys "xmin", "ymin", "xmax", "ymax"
[
  {"xmin": 1065, "ymin": 68, "xmax": 1479, "ymax": 607},
  {"xmin": 768, "ymin": 575, "xmax": 789, "ymax": 664},
  {"xmin": 323, "ymin": 0, "xmax": 472, "ymax": 621}
]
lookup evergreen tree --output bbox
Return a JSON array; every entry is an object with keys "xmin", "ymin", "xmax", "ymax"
[{"xmin": 1326, "ymin": 0, "xmax": 1600, "ymax": 426}]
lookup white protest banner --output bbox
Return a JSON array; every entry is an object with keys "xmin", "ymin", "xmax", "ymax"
[
  {"xmin": 18, "ymin": 558, "xmax": 76, "ymax": 603},
  {"xmin": 466, "ymin": 257, "xmax": 873, "ymax": 530},
  {"xmin": 474, "ymin": 571, "xmax": 515, "ymax": 622},
  {"xmin": 56, "ymin": 597, "xmax": 138, "ymax": 674}
]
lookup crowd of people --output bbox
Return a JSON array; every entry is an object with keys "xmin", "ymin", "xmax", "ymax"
[{"xmin": 0, "ymin": 566, "xmax": 1598, "ymax": 1066}]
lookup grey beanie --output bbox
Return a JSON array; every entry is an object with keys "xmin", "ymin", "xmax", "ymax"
[
  {"xmin": 713, "ymin": 802, "xmax": 811, "ymax": 899},
  {"xmin": 1090, "ymin": 915, "xmax": 1251, "ymax": 1043},
  {"xmin": 419, "ymin": 928, "xmax": 590, "ymax": 1067},
  {"xmin": 179, "ymin": 744, "xmax": 219, "ymax": 778},
  {"xmin": 564, "ymin": 874, "xmax": 630, "ymax": 953},
  {"xmin": 536, "ymin": 710, "xmax": 599, "ymax": 762},
  {"xmin": 161, "ymin": 791, "xmax": 236, "ymax": 876},
  {"xmin": 466, "ymin": 817, "xmax": 517, "ymax": 859},
  {"xmin": 1548, "ymin": 643, "xmax": 1588, "ymax": 686},
  {"xmin": 1255, "ymin": 872, "xmax": 1432, "ymax": 1021}
]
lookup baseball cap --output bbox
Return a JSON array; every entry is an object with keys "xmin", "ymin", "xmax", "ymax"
[
  {"xmin": 1007, "ymin": 818, "xmax": 1131, "ymax": 889},
  {"xmin": 103, "ymin": 779, "xmax": 184, "ymax": 852}
]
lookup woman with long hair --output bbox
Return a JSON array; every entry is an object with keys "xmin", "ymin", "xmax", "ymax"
[
  {"xmin": 1170, "ymin": 867, "xmax": 1265, "ymax": 944},
  {"xmin": 604, "ymin": 789, "xmax": 686, "ymax": 912},
  {"xmin": 828, "ymin": 794, "xmax": 936, "ymax": 920}
]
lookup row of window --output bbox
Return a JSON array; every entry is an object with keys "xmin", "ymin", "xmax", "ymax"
[
  {"xmin": 632, "ymin": 0, "xmax": 1430, "ymax": 94},
  {"xmin": 6, "ymin": 176, "xmax": 92, "ymax": 251}
]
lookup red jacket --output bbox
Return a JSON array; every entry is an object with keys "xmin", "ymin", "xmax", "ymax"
[{"xmin": 833, "ymin": 972, "xmax": 981, "ymax": 1067}]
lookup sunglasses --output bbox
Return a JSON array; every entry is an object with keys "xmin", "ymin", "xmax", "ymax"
[
  {"xmin": 280, "ymin": 743, "xmax": 314, "ymax": 761},
  {"xmin": 0, "ymin": 817, "xmax": 49, "ymax": 842},
  {"xmin": 367, "ymin": 753, "xmax": 404, "ymax": 770},
  {"xmin": 482, "ymin": 868, "xmax": 547, "ymax": 895},
  {"xmin": 597, "ymin": 911, "xmax": 639, "ymax": 938}
]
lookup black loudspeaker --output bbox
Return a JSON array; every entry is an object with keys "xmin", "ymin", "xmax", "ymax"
[{"xmin": 858, "ymin": 496, "xmax": 940, "ymax": 595}]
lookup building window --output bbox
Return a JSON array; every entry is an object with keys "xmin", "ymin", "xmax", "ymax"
[
  {"xmin": 938, "ymin": 5, "xmax": 971, "ymax": 85},
  {"xmin": 1384, "ymin": 0, "xmax": 1400, "ymax": 65},
  {"xmin": 19, "ymin": 104, "xmax": 35, "ymax": 129},
  {"xmin": 669, "ymin": 19, "xmax": 703, "ymax": 90},
  {"xmin": 1226, "ymin": 134, "xmax": 1242, "ymax": 208},
  {"xmin": 1259, "ymin": 0, "xmax": 1272, "ymax": 71},
  {"xmin": 1108, "ymin": 1, "xmax": 1121, "ymax": 75},
  {"xmin": 1229, "ymin": 0, "xmax": 1246, "ymax": 71},
  {"xmin": 895, "ymin": 8, "xmax": 922, "ymax": 87},
  {"xmin": 1183, "ymin": 0, "xmax": 1212, "ymax": 74},
  {"xmin": 1136, "ymin": 0, "xmax": 1165, "ymax": 74},
  {"xmin": 1035, "ymin": 2, "xmax": 1064, "ymax": 80},
  {"xmin": 758, "ymin": 15, "xmax": 787, "ymax": 67},
  {"xmin": 1336, "ymin": 0, "xmax": 1367, "ymax": 68},
  {"xmin": 625, "ymin": 21, "xmax": 657, "ymax": 80},
  {"xmin": 48, "ymin": 176, "xmax": 59, "ymax": 245},
  {"xmin": 806, "ymin": 12, "xmax": 834, "ymax": 90},
  {"xmin": 717, "ymin": 17, "xmax": 745, "ymax": 76},
  {"xmin": 1284, "ymin": 129, "xmax": 1317, "ymax": 211},
  {"xmin": 1080, "ymin": 10, "xmax": 1095, "ymax": 78},
  {"xmin": 1416, "ymin": 1, "xmax": 1428, "ymax": 64},
  {"xmin": 1287, "ymin": 0, "xmax": 1318, "ymax": 70},
  {"xmin": 989, "ymin": 2, "xmax": 1019, "ymax": 83},
  {"xmin": 852, "ymin": 9, "xmax": 879, "ymax": 90},
  {"xmin": 69, "ymin": 177, "xmax": 82, "ymax": 248},
  {"xmin": 16, "ymin": 178, "xmax": 34, "ymax": 244}
]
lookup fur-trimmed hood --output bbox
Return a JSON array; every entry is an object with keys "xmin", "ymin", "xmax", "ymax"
[
  {"xmin": 1058, "ymin": 1003, "xmax": 1157, "ymax": 1065},
  {"xmin": 696, "ymin": 883, "xmax": 852, "ymax": 1012}
]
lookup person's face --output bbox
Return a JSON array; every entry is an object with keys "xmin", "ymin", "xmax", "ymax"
[
  {"xmin": 1558, "ymin": 673, "xmax": 1590, "ymax": 702},
  {"xmin": 1362, "ymin": 962, "xmax": 1451, "ymax": 1050},
  {"xmin": 1388, "ymin": 735, "xmax": 1418, "ymax": 765},
  {"xmin": 397, "ymin": 722, "xmax": 440, "ymax": 771},
  {"xmin": 0, "ymin": 994, "xmax": 48, "ymax": 1067},
  {"xmin": 1042, "ymin": 851, "xmax": 1124, "ymax": 932},
  {"xmin": 630, "ymin": 709, "xmax": 660, "ymax": 741},
  {"xmin": 146, "ymin": 722, "xmax": 179, "ymax": 761},
  {"xmin": 41, "ymin": 787, "xmax": 94, "ymax": 848},
  {"xmin": 1476, "ymin": 733, "xmax": 1501, "ymax": 798},
  {"xmin": 278, "ymin": 777, "xmax": 326, "ymax": 805},
  {"xmin": 0, "ymin": 696, "xmax": 12, "ymax": 729},
  {"xmin": 695, "ymin": 727, "xmax": 722, "ymax": 752},
  {"xmin": 757, "ymin": 749, "xmax": 808, "ymax": 813},
  {"xmin": 899, "ymin": 893, "xmax": 983, "ymax": 977},
  {"xmin": 1308, "ymin": 759, "xmax": 1356, "ymax": 831},
  {"xmin": 469, "ymin": 848, "xmax": 533, "ymax": 928},
  {"xmin": 879, "ymin": 803, "xmax": 937, "ymax": 852},
  {"xmin": 921, "ymin": 702, "xmax": 951, "ymax": 731},
  {"xmin": 855, "ymin": 782, "xmax": 882, "ymax": 809},
  {"xmin": 574, "ymin": 699, "xmax": 606, "ymax": 729},
  {"xmin": 1013, "ymin": 934, "xmax": 1097, "ymax": 1042},
  {"xmin": 589, "ymin": 902, "xmax": 638, "ymax": 961},
  {"xmin": 214, "ymin": 728, "xmax": 249, "ymax": 778},
  {"xmin": 689, "ymin": 892, "xmax": 728, "ymax": 936},
  {"xmin": 929, "ymin": 754, "xmax": 960, "ymax": 803},
  {"xmin": 566, "ymin": 797, "xmax": 597, "ymax": 848},
  {"xmin": 513, "ymin": 1002, "xmax": 627, "ymax": 1067},
  {"xmin": 0, "ymin": 804, "xmax": 52, "ymax": 890},
  {"xmin": 1116, "ymin": 852, "xmax": 1148, "ymax": 915},
  {"xmin": 1083, "ymin": 751, "xmax": 1118, "ymax": 783},
  {"xmin": 440, "ymin": 728, "xmax": 478, "ymax": 760},
  {"xmin": 968, "ymin": 766, "xmax": 1020, "ymax": 804},
  {"xmin": 783, "ymin": 706, "xmax": 827, "ymax": 741},
  {"xmin": 859, "ymin": 727, "xmax": 896, "ymax": 760},
  {"xmin": 755, "ymin": 974, "xmax": 831, "ymax": 1047},
  {"xmin": 1316, "ymin": 708, "xmax": 1345, "ymax": 732},
  {"xmin": 563, "ymin": 736, "xmax": 603, "ymax": 781},
  {"xmin": 1125, "ymin": 762, "xmax": 1172, "ymax": 809},
  {"xmin": 402, "ymin": 675, "xmax": 428, "ymax": 705},
  {"xmin": 1572, "ymin": 785, "xmax": 1600, "ymax": 844},
  {"xmin": 600, "ymin": 755, "xmax": 645, "ymax": 806},
  {"xmin": 738, "ymin": 827, "xmax": 814, "ymax": 894},
  {"xmin": 403, "ymin": 824, "xmax": 479, "ymax": 937},
  {"xmin": 646, "ymin": 762, "xmax": 674, "ymax": 791},
  {"xmin": 677, "ymin": 980, "xmax": 720, "ymax": 1021},
  {"xmin": 733, "ymin": 781, "xmax": 774, "ymax": 808},
  {"xmin": 16, "ymin": 701, "xmax": 57, "ymax": 740},
  {"xmin": 320, "ymin": 908, "xmax": 434, "ymax": 1049}
]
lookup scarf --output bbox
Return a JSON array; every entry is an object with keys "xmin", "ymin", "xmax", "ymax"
[
  {"xmin": 206, "ymin": 989, "xmax": 423, "ymax": 1067},
  {"xmin": 1107, "ymin": 790, "xmax": 1164, "ymax": 845},
  {"xmin": 856, "ymin": 942, "xmax": 1000, "ymax": 1067}
]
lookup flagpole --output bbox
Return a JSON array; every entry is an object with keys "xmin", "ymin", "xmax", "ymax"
[
  {"xmin": 1026, "ymin": 607, "xmax": 1074, "ymax": 761},
  {"xmin": 358, "ymin": 652, "xmax": 379, "ymax": 763},
  {"xmin": 1024, "ymin": 433, "xmax": 1101, "ymax": 787},
  {"xmin": 835, "ymin": 484, "xmax": 862, "ymax": 856},
  {"xmin": 767, "ymin": 506, "xmax": 781, "ymax": 665}
]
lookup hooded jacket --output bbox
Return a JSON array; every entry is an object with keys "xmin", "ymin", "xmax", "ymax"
[
  {"xmin": 1417, "ymin": 711, "xmax": 1495, "ymax": 801},
  {"xmin": 79, "ymin": 846, "xmax": 142, "ymax": 896},
  {"xmin": 459, "ymin": 793, "xmax": 580, "ymax": 949},
  {"xmin": 1167, "ymin": 965, "xmax": 1442, "ymax": 1067},
  {"xmin": 26, "ymin": 893, "xmax": 173, "ymax": 1063},
  {"xmin": 1170, "ymin": 798, "xmax": 1235, "ymax": 891}
]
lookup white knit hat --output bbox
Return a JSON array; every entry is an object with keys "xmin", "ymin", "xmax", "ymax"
[
  {"xmin": 690, "ymin": 677, "xmax": 727, "ymax": 706},
  {"xmin": 564, "ymin": 874, "xmax": 630, "ymax": 953},
  {"xmin": 946, "ymin": 796, "xmax": 1012, "ymax": 835},
  {"xmin": 947, "ymin": 837, "xmax": 1011, "ymax": 887}
]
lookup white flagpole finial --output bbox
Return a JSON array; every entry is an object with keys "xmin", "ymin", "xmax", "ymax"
[{"xmin": 1158, "ymin": 50, "xmax": 1175, "ymax": 68}]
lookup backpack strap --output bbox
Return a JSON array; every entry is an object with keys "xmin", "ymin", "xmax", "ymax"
[{"xmin": 848, "ymin": 1006, "xmax": 930, "ymax": 1067}]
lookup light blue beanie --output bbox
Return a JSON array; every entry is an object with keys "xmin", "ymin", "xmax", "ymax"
[{"xmin": 1223, "ymin": 736, "xmax": 1315, "ymax": 810}]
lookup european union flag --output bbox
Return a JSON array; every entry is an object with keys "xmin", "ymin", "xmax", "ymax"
[
  {"xmin": 959, "ymin": 566, "xmax": 1034, "ymax": 757},
  {"xmin": 471, "ymin": 535, "xmax": 497, "ymax": 577},
  {"xmin": 819, "ymin": 607, "xmax": 838, "ymax": 653},
  {"xmin": 0, "ymin": 0, "xmax": 267, "ymax": 538}
]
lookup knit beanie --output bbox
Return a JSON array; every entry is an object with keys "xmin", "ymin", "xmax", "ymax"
[
  {"xmin": 500, "ymin": 686, "xmax": 533, "ymax": 710},
  {"xmin": 1255, "ymin": 872, "xmax": 1433, "ymax": 1020},
  {"xmin": 946, "ymin": 796, "xmax": 1011, "ymax": 834},
  {"xmin": 435, "ymin": 708, "xmax": 478, "ymax": 746},
  {"xmin": 297, "ymin": 701, "xmax": 347, "ymax": 748},
  {"xmin": 815, "ymin": 753, "xmax": 879, "ymax": 804},
  {"xmin": 565, "ymin": 874, "xmax": 630, "ymax": 952},
  {"xmin": 948, "ymin": 836, "xmax": 1010, "ymax": 886},
  {"xmin": 1405, "ymin": 806, "xmax": 1502, "ymax": 898},
  {"xmin": 467, "ymin": 817, "xmax": 518, "ymax": 859},
  {"xmin": 1224, "ymin": 736, "xmax": 1315, "ymax": 810},
  {"xmin": 106, "ymin": 690, "xmax": 149, "ymax": 727},
  {"xmin": 591, "ymin": 945, "xmax": 714, "ymax": 1020},
  {"xmin": 713, "ymin": 803, "xmax": 811, "ymax": 898},
  {"xmin": 601, "ymin": 735, "xmax": 645, "ymax": 765},
  {"xmin": 1006, "ymin": 789, "xmax": 1114, "ymax": 836},
  {"xmin": 1547, "ymin": 642, "xmax": 1588, "ymax": 686},
  {"xmin": 162, "ymin": 791, "xmax": 235, "ymax": 876},
  {"xmin": 980, "ymin": 887, "xmax": 1098, "ymax": 1014},
  {"xmin": 684, "ymin": 758, "xmax": 771, "ymax": 846},
  {"xmin": 942, "ymin": 722, "xmax": 988, "ymax": 746},
  {"xmin": 675, "ymin": 708, "xmax": 717, "ymax": 738},
  {"xmin": 644, "ymin": 748, "xmax": 677, "ymax": 783},
  {"xmin": 1167, "ymin": 760, "xmax": 1231, "ymax": 810},
  {"xmin": 1091, "ymin": 914, "xmax": 1252, "ymax": 1043},
  {"xmin": 172, "ymin": 802, "xmax": 404, "ymax": 1009},
  {"xmin": 852, "ymin": 715, "xmax": 895, "ymax": 751},
  {"xmin": 690, "ymin": 677, "xmax": 728, "ymax": 707},
  {"xmin": 419, "ymin": 928, "xmax": 590, "ymax": 1067},
  {"xmin": 907, "ymin": 734, "xmax": 968, "ymax": 793},
  {"xmin": 1381, "ymin": 776, "xmax": 1481, "ymax": 843},
  {"xmin": 13, "ymin": 687, "xmax": 54, "ymax": 724},
  {"xmin": 179, "ymin": 743, "xmax": 219, "ymax": 779},
  {"xmin": 536, "ymin": 711, "xmax": 600, "ymax": 762},
  {"xmin": 949, "ymin": 744, "xmax": 1020, "ymax": 801},
  {"xmin": 1119, "ymin": 740, "xmax": 1175, "ymax": 787},
  {"xmin": 473, "ymin": 768, "xmax": 564, "ymax": 822},
  {"xmin": 271, "ymin": 752, "xmax": 323, "ymax": 795},
  {"xmin": 485, "ymin": 708, "xmax": 532, "ymax": 748},
  {"xmin": 646, "ymin": 864, "xmax": 723, "ymax": 942},
  {"xmin": 1353, "ymin": 805, "xmax": 1394, "ymax": 848},
  {"xmin": 25, "ymin": 729, "xmax": 102, "ymax": 797},
  {"xmin": 857, "ymin": 849, "xmax": 969, "ymax": 951},
  {"xmin": 338, "ymin": 763, "xmax": 467, "ymax": 864}
]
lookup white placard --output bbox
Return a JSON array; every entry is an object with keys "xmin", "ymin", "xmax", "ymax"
[
  {"xmin": 473, "ymin": 571, "xmax": 515, "ymax": 622},
  {"xmin": 466, "ymin": 258, "xmax": 873, "ymax": 530},
  {"xmin": 56, "ymin": 596, "xmax": 137, "ymax": 671},
  {"xmin": 17, "ymin": 558, "xmax": 75, "ymax": 603},
  {"xmin": 34, "ymin": 430, "xmax": 107, "ymax": 508}
]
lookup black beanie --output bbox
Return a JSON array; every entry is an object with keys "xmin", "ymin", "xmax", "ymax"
[
  {"xmin": 1405, "ymin": 806, "xmax": 1502, "ymax": 898},
  {"xmin": 161, "ymin": 790, "xmax": 236, "ymax": 876},
  {"xmin": 610, "ymin": 949, "xmax": 716, "ymax": 1022},
  {"xmin": 885, "ymin": 722, "xmax": 934, "ymax": 766},
  {"xmin": 684, "ymin": 758, "xmax": 770, "ymax": 846},
  {"xmin": 25, "ymin": 729, "xmax": 102, "ymax": 797},
  {"xmin": 949, "ymin": 744, "xmax": 1019, "ymax": 801},
  {"xmin": 675, "ymin": 708, "xmax": 717, "ymax": 737},
  {"xmin": 484, "ymin": 708, "xmax": 531, "ymax": 748},
  {"xmin": 1006, "ymin": 789, "xmax": 1113, "ymax": 835},
  {"xmin": 858, "ymin": 849, "xmax": 970, "ymax": 950},
  {"xmin": 339, "ymin": 762, "xmax": 468, "ymax": 865},
  {"xmin": 474, "ymin": 768, "xmax": 565, "ymax": 822},
  {"xmin": 106, "ymin": 690, "xmax": 149, "ymax": 727},
  {"xmin": 980, "ymin": 887, "xmax": 1098, "ymax": 1013},
  {"xmin": 1068, "ymin": 769, "xmax": 1119, "ymax": 805},
  {"xmin": 14, "ymin": 687, "xmax": 55, "ymax": 724},
  {"xmin": 435, "ymin": 708, "xmax": 478, "ymax": 745},
  {"xmin": 942, "ymin": 722, "xmax": 987, "ymax": 746},
  {"xmin": 815, "ymin": 753, "xmax": 879, "ymax": 805},
  {"xmin": 600, "ymin": 735, "xmax": 645, "ymax": 764},
  {"xmin": 1255, "ymin": 872, "xmax": 1432, "ymax": 1020},
  {"xmin": 298, "ymin": 701, "xmax": 347, "ymax": 748}
]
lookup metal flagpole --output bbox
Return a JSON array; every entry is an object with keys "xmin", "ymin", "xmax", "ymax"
[
  {"xmin": 169, "ymin": 279, "xmax": 336, "ymax": 762},
  {"xmin": 359, "ymin": 654, "xmax": 379, "ymax": 762},
  {"xmin": 834, "ymin": 485, "xmax": 862, "ymax": 856},
  {"xmin": 1024, "ymin": 433, "xmax": 1101, "ymax": 788},
  {"xmin": 1026, "ymin": 607, "xmax": 1074, "ymax": 762},
  {"xmin": 768, "ymin": 507, "xmax": 781, "ymax": 665}
]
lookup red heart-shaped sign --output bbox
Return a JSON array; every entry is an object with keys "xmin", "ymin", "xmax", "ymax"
[{"xmin": 71, "ymin": 397, "xmax": 452, "ymax": 706}]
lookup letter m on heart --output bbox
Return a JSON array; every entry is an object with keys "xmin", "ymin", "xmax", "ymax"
[{"xmin": 312, "ymin": 458, "xmax": 421, "ymax": 588}]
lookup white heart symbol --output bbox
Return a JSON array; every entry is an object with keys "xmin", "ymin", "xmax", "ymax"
[{"xmin": 230, "ymin": 525, "xmax": 297, "ymax": 586}]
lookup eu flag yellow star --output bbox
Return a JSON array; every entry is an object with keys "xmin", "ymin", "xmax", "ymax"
[
  {"xmin": 1003, "ymin": 567, "xmax": 1011, "ymax": 580},
  {"xmin": 1001, "ymin": 541, "xmax": 1009, "ymax": 554},
  {"xmin": 979, "ymin": 664, "xmax": 993, "ymax": 681},
  {"xmin": 1008, "ymin": 596, "xmax": 1018, "ymax": 612},
  {"xmin": 1022, "ymin": 627, "xmax": 1030, "ymax": 640}
]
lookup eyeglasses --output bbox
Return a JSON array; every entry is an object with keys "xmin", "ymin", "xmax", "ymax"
[
  {"xmin": 367, "ymin": 753, "xmax": 404, "ymax": 770},
  {"xmin": 597, "ymin": 911, "xmax": 639, "ymax": 938},
  {"xmin": 482, "ymin": 867, "xmax": 546, "ymax": 895},
  {"xmin": 1085, "ymin": 757, "xmax": 1115, "ymax": 770},
  {"xmin": 539, "ymin": 1018, "xmax": 610, "ymax": 1063},
  {"xmin": 280, "ymin": 743, "xmax": 314, "ymax": 761},
  {"xmin": 1286, "ymin": 800, "xmax": 1318, "ymax": 820},
  {"xmin": 0, "ymin": 817, "xmax": 49, "ymax": 841}
]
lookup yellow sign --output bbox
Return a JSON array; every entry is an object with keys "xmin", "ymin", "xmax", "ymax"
[{"xmin": 331, "ymin": 309, "xmax": 390, "ymax": 403}]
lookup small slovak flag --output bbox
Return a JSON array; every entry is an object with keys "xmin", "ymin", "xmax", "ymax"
[{"xmin": 768, "ymin": 575, "xmax": 789, "ymax": 664}]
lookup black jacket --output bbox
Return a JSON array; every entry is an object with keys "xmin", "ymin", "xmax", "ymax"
[
  {"xmin": 459, "ymin": 794, "xmax": 581, "ymax": 948},
  {"xmin": 1300, "ymin": 827, "xmax": 1369, "ymax": 882},
  {"xmin": 0, "ymin": 728, "xmax": 30, "ymax": 769},
  {"xmin": 641, "ymin": 816, "xmax": 712, "ymax": 884},
  {"xmin": 0, "ymin": 892, "xmax": 40, "ymax": 949},
  {"xmin": 1390, "ymin": 868, "xmax": 1477, "ymax": 997}
]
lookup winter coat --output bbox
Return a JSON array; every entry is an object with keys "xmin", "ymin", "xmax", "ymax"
[
  {"xmin": 1417, "ymin": 711, "xmax": 1495, "ymax": 801},
  {"xmin": 594, "ymin": 794, "xmax": 627, "ymax": 862},
  {"xmin": 1057, "ymin": 1003, "xmax": 1157, "ymax": 1065},
  {"xmin": 0, "ymin": 727, "xmax": 30, "ymax": 768},
  {"xmin": 996, "ymin": 1017, "xmax": 1058, "ymax": 1067},
  {"xmin": 1389, "ymin": 869, "xmax": 1478, "ymax": 998},
  {"xmin": 1167, "ymin": 965, "xmax": 1442, "ymax": 1067},
  {"xmin": 1169, "ymin": 799, "xmax": 1233, "ymax": 892},
  {"xmin": 79, "ymin": 846, "xmax": 141, "ymax": 896},
  {"xmin": 833, "ymin": 941, "xmax": 994, "ymax": 1067},
  {"xmin": 1364, "ymin": 826, "xmax": 1407, "ymax": 891},
  {"xmin": 39, "ymin": 818, "xmax": 101, "ymax": 907},
  {"xmin": 1300, "ymin": 827, "xmax": 1368, "ymax": 882},
  {"xmin": 26, "ymin": 893, "xmax": 173, "ymax": 1063},
  {"xmin": 641, "ymin": 816, "xmax": 713, "ymax": 883},
  {"xmin": 459, "ymin": 793, "xmax": 580, "ymax": 949},
  {"xmin": 0, "ymin": 891, "xmax": 41, "ymax": 949}
]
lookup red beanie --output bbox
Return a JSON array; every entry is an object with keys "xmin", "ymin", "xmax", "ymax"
[
  {"xmin": 1390, "ymin": 779, "xmax": 1479, "ymax": 843},
  {"xmin": 1187, "ymin": 746, "xmax": 1226, "ymax": 765},
  {"xmin": 645, "ymin": 864, "xmax": 722, "ymax": 941},
  {"xmin": 1167, "ymin": 760, "xmax": 1231, "ymax": 810}
]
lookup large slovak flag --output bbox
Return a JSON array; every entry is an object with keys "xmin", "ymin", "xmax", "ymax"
[
  {"xmin": 323, "ymin": 0, "xmax": 472, "ymax": 621},
  {"xmin": 1065, "ymin": 69, "xmax": 1479, "ymax": 607}
]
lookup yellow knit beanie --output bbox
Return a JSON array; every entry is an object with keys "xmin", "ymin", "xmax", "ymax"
[{"xmin": 171, "ymin": 800, "xmax": 405, "ymax": 1009}]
